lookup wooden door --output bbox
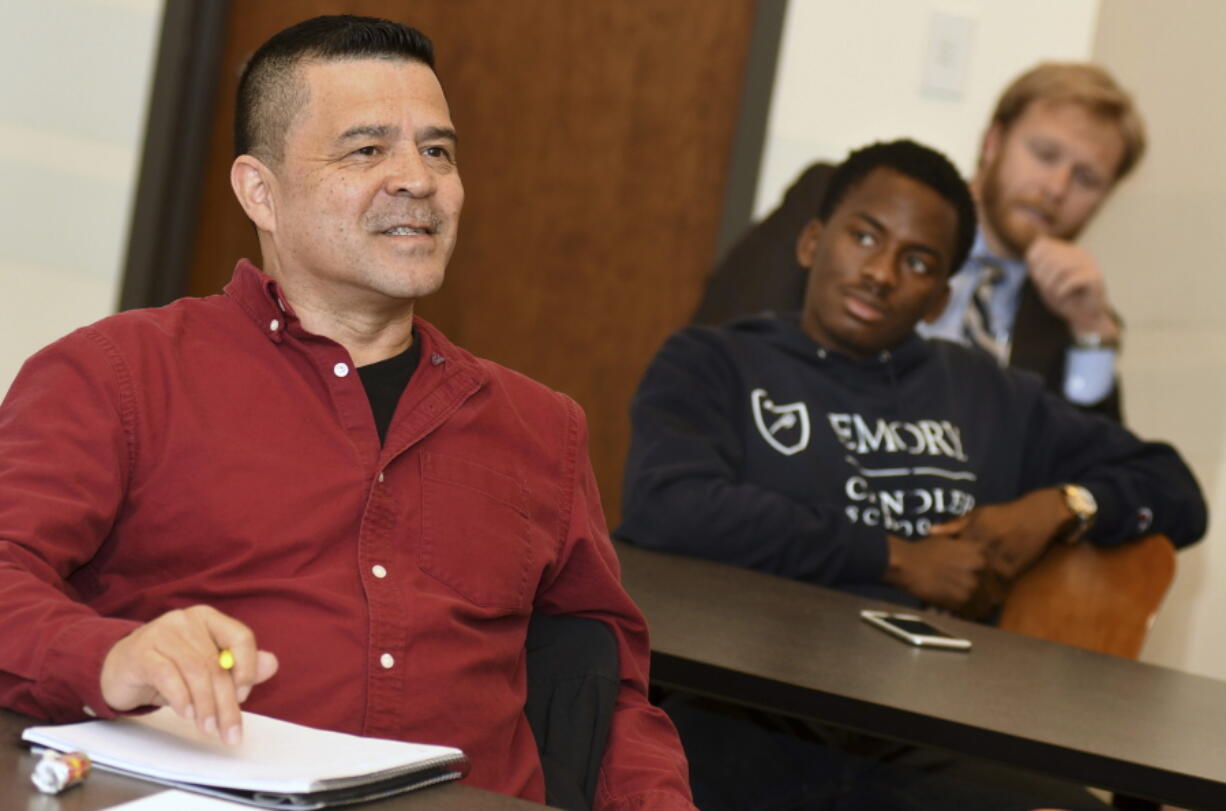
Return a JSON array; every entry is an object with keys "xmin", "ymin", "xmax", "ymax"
[{"xmin": 186, "ymin": 1, "xmax": 757, "ymax": 523}]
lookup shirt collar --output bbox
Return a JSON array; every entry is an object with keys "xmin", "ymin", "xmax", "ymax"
[
  {"xmin": 968, "ymin": 229, "xmax": 1027, "ymax": 284},
  {"xmin": 220, "ymin": 258, "xmax": 487, "ymax": 386},
  {"xmin": 223, "ymin": 259, "xmax": 296, "ymax": 339}
]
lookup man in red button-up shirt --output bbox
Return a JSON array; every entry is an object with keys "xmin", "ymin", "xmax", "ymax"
[{"xmin": 0, "ymin": 15, "xmax": 694, "ymax": 810}]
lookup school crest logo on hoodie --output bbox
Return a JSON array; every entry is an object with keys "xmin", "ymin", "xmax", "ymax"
[{"xmin": 751, "ymin": 388, "xmax": 810, "ymax": 455}]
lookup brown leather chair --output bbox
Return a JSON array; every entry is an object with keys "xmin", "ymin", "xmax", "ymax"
[{"xmin": 998, "ymin": 535, "xmax": 1176, "ymax": 660}]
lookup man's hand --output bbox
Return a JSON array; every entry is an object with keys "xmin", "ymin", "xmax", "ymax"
[
  {"xmin": 930, "ymin": 487, "xmax": 1075, "ymax": 594},
  {"xmin": 882, "ymin": 534, "xmax": 987, "ymax": 610},
  {"xmin": 99, "ymin": 605, "xmax": 278, "ymax": 746},
  {"xmin": 1026, "ymin": 236, "xmax": 1120, "ymax": 340}
]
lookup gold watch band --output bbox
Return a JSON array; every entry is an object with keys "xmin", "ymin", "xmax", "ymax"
[{"xmin": 1059, "ymin": 484, "xmax": 1097, "ymax": 544}]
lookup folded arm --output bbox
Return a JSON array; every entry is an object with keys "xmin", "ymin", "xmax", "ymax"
[{"xmin": 932, "ymin": 384, "xmax": 1207, "ymax": 616}]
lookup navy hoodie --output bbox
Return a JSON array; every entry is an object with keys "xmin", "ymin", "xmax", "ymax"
[{"xmin": 617, "ymin": 315, "xmax": 1205, "ymax": 606}]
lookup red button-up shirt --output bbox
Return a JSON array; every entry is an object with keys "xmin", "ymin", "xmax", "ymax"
[{"xmin": 0, "ymin": 261, "xmax": 693, "ymax": 809}]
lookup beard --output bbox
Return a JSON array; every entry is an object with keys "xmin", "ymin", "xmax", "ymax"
[
  {"xmin": 977, "ymin": 157, "xmax": 1088, "ymax": 259},
  {"xmin": 979, "ymin": 163, "xmax": 1040, "ymax": 258}
]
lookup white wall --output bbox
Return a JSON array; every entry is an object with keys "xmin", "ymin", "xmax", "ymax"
[
  {"xmin": 756, "ymin": 0, "xmax": 1100, "ymax": 218},
  {"xmin": 0, "ymin": 0, "xmax": 164, "ymax": 395},
  {"xmin": 1085, "ymin": 0, "xmax": 1226, "ymax": 681}
]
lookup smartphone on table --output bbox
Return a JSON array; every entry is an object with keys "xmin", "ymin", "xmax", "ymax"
[{"xmin": 860, "ymin": 609, "xmax": 972, "ymax": 651}]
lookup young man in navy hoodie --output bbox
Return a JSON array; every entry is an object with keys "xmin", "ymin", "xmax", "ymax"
[
  {"xmin": 621, "ymin": 139, "xmax": 1202, "ymax": 615},
  {"xmin": 618, "ymin": 139, "xmax": 1204, "ymax": 810}
]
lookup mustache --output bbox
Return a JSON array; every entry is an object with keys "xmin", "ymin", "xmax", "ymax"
[{"xmin": 364, "ymin": 208, "xmax": 446, "ymax": 233}]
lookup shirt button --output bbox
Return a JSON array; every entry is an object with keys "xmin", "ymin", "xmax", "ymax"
[
  {"xmin": 380, "ymin": 653, "xmax": 395, "ymax": 669},
  {"xmin": 269, "ymin": 319, "xmax": 280, "ymax": 332},
  {"xmin": 333, "ymin": 362, "xmax": 350, "ymax": 378},
  {"xmin": 377, "ymin": 471, "xmax": 385, "ymax": 483},
  {"xmin": 372, "ymin": 564, "xmax": 388, "ymax": 579},
  {"xmin": 82, "ymin": 705, "xmax": 97, "ymax": 717}
]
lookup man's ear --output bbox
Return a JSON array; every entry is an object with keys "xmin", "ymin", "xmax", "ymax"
[
  {"xmin": 977, "ymin": 123, "xmax": 1005, "ymax": 175},
  {"xmin": 795, "ymin": 218, "xmax": 824, "ymax": 269},
  {"xmin": 921, "ymin": 280, "xmax": 952, "ymax": 324},
  {"xmin": 230, "ymin": 155, "xmax": 277, "ymax": 233}
]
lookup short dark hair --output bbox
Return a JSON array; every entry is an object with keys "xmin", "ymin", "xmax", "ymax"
[
  {"xmin": 817, "ymin": 139, "xmax": 977, "ymax": 276},
  {"xmin": 234, "ymin": 15, "xmax": 436, "ymax": 163}
]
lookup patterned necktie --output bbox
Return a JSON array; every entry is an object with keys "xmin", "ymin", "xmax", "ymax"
[{"xmin": 961, "ymin": 259, "xmax": 1009, "ymax": 365}]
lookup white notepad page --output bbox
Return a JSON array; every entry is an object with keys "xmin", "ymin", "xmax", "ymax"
[
  {"xmin": 106, "ymin": 789, "xmax": 248, "ymax": 809},
  {"xmin": 24, "ymin": 708, "xmax": 464, "ymax": 794}
]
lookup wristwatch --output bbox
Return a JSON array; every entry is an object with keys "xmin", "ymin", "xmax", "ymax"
[
  {"xmin": 1059, "ymin": 484, "xmax": 1097, "ymax": 544},
  {"xmin": 1073, "ymin": 310, "xmax": 1124, "ymax": 350},
  {"xmin": 1071, "ymin": 332, "xmax": 1121, "ymax": 350}
]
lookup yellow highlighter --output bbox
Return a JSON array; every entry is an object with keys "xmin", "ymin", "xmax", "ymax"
[{"xmin": 217, "ymin": 649, "xmax": 235, "ymax": 671}]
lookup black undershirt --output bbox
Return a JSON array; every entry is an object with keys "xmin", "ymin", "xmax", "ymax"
[{"xmin": 356, "ymin": 332, "xmax": 421, "ymax": 445}]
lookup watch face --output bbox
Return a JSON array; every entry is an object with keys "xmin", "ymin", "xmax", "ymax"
[{"xmin": 1065, "ymin": 485, "xmax": 1097, "ymax": 519}]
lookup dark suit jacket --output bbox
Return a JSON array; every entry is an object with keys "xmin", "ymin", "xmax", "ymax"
[{"xmin": 690, "ymin": 161, "xmax": 1122, "ymax": 421}]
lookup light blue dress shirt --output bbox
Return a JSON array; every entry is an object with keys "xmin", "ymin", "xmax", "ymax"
[{"xmin": 916, "ymin": 232, "xmax": 1117, "ymax": 405}]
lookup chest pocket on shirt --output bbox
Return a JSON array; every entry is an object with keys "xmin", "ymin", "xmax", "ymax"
[{"xmin": 418, "ymin": 451, "xmax": 534, "ymax": 613}]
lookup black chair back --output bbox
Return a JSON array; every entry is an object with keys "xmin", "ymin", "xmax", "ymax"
[{"xmin": 524, "ymin": 613, "xmax": 619, "ymax": 811}]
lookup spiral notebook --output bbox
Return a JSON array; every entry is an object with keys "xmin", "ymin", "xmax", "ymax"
[{"xmin": 22, "ymin": 708, "xmax": 469, "ymax": 809}]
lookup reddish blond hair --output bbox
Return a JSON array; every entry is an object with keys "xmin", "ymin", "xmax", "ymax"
[{"xmin": 988, "ymin": 62, "xmax": 1146, "ymax": 181}]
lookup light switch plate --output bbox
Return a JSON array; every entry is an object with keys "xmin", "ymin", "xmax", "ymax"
[{"xmin": 921, "ymin": 12, "xmax": 976, "ymax": 99}]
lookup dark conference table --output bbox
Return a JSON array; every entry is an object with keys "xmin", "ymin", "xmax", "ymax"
[
  {"xmin": 1, "ymin": 709, "xmax": 553, "ymax": 810},
  {"xmin": 616, "ymin": 541, "xmax": 1226, "ymax": 810}
]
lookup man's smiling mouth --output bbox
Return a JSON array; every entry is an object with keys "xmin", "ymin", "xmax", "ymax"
[{"xmin": 382, "ymin": 225, "xmax": 433, "ymax": 236}]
